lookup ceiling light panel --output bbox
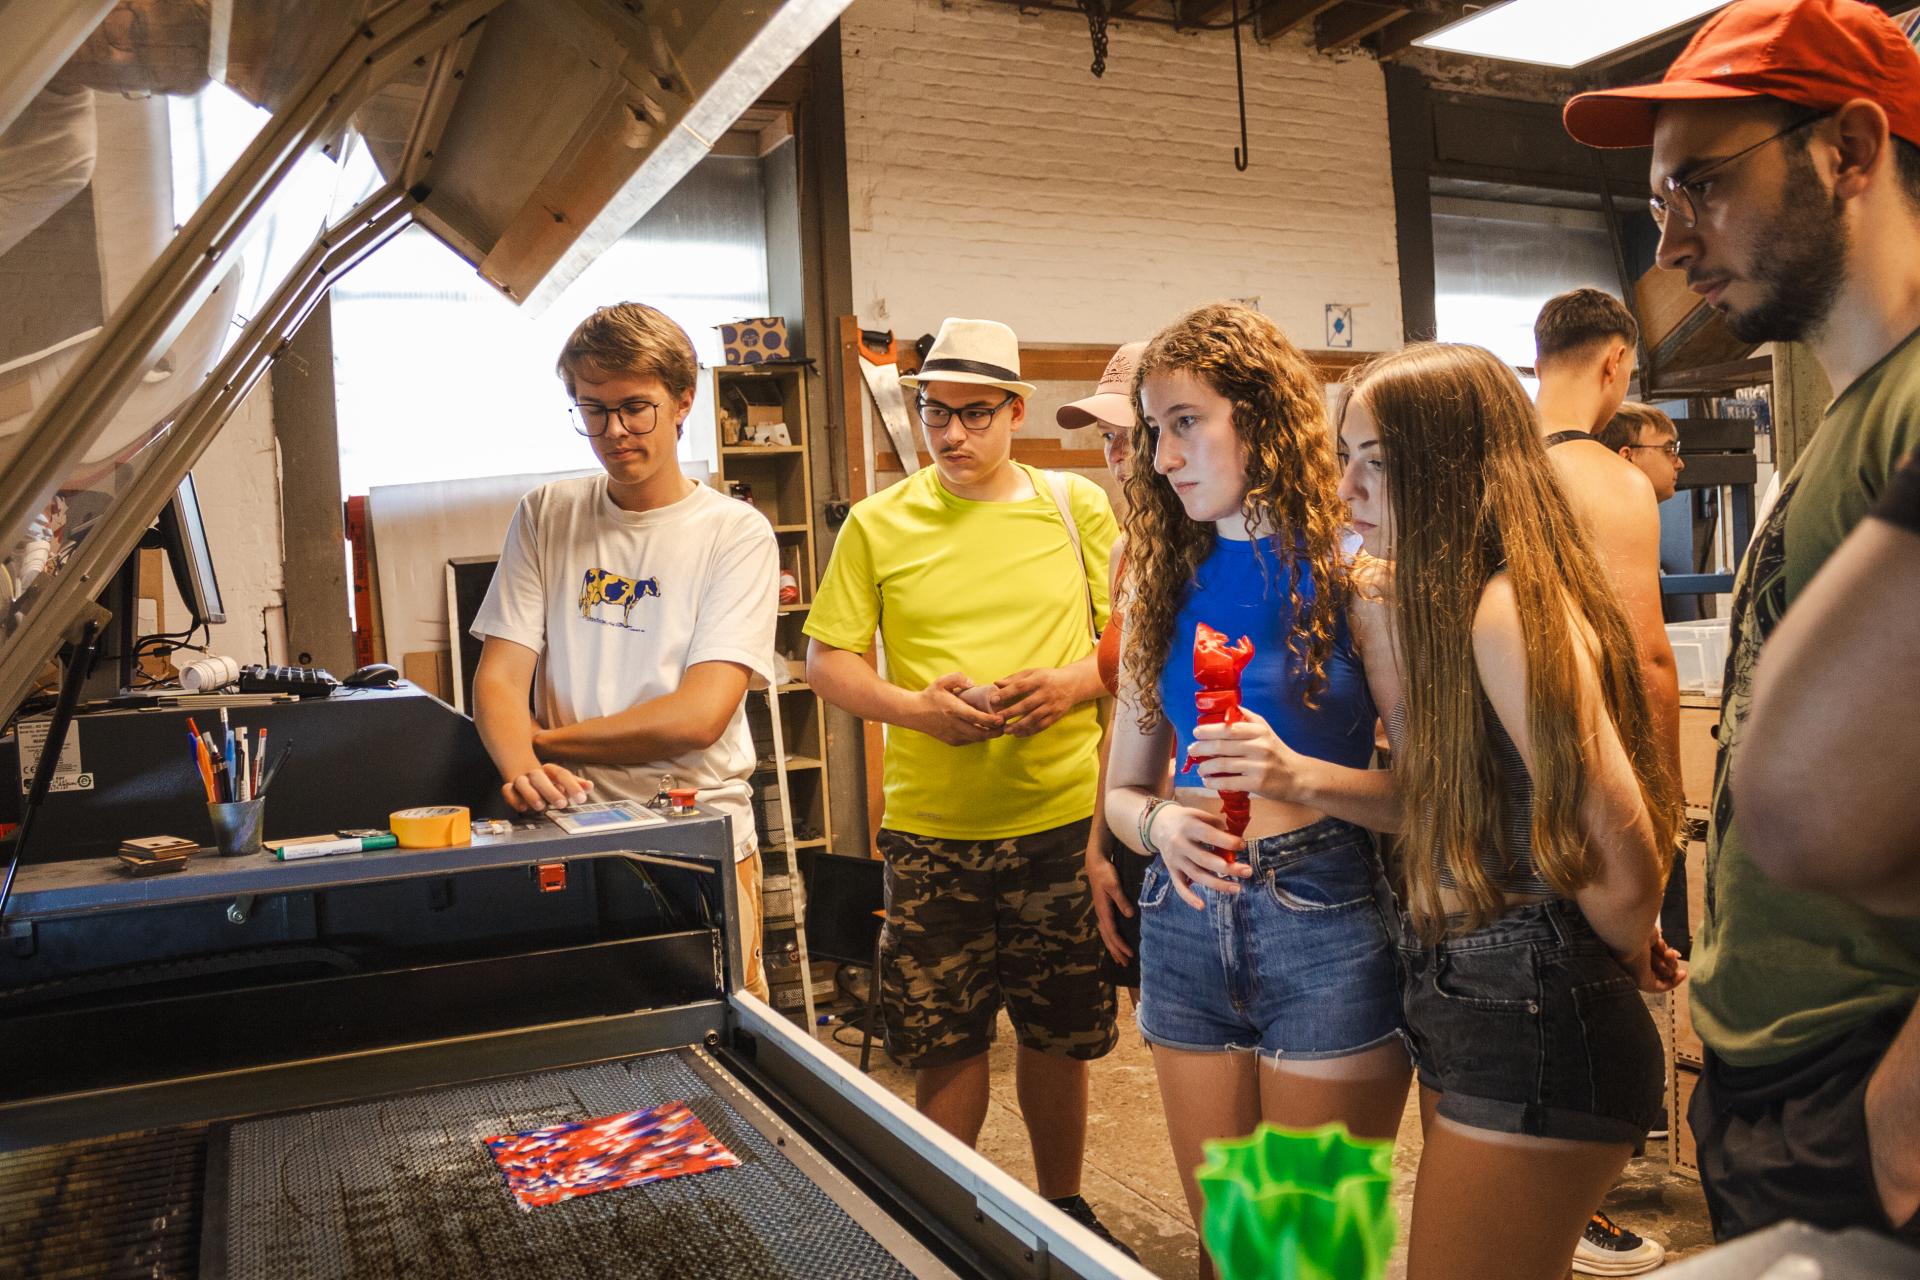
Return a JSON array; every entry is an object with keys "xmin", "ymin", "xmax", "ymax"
[{"xmin": 1415, "ymin": 0, "xmax": 1730, "ymax": 68}]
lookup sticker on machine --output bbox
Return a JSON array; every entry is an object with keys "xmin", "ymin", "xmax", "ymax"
[{"xmin": 15, "ymin": 718, "xmax": 92, "ymax": 792}]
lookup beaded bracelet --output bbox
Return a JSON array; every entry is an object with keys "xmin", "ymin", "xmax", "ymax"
[{"xmin": 1137, "ymin": 797, "xmax": 1170, "ymax": 856}]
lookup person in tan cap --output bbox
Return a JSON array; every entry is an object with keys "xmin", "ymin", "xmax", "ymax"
[
  {"xmin": 1567, "ymin": 0, "xmax": 1920, "ymax": 1244},
  {"xmin": 804, "ymin": 318, "xmax": 1134, "ymax": 1256},
  {"xmin": 1057, "ymin": 341, "xmax": 1149, "ymax": 996}
]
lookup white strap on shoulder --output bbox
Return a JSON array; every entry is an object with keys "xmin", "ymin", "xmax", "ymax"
[{"xmin": 1044, "ymin": 470, "xmax": 1098, "ymax": 641}]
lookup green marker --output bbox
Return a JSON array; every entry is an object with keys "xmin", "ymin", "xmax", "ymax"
[{"xmin": 270, "ymin": 833, "xmax": 400, "ymax": 861}]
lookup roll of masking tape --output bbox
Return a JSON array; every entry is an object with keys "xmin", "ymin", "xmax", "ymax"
[
  {"xmin": 180, "ymin": 654, "xmax": 240, "ymax": 691},
  {"xmin": 390, "ymin": 805, "xmax": 472, "ymax": 848}
]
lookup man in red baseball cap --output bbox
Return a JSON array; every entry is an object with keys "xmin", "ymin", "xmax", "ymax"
[{"xmin": 1566, "ymin": 0, "xmax": 1920, "ymax": 1246}]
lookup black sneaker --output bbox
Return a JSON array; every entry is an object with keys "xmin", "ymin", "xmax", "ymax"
[
  {"xmin": 1647, "ymin": 1106, "xmax": 1670, "ymax": 1140},
  {"xmin": 1049, "ymin": 1194, "xmax": 1140, "ymax": 1262},
  {"xmin": 1573, "ymin": 1211, "xmax": 1664, "ymax": 1276}
]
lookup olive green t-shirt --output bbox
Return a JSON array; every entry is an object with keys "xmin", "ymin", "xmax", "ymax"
[{"xmin": 1691, "ymin": 327, "xmax": 1920, "ymax": 1067}]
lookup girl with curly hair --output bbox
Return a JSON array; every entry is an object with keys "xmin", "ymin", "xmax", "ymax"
[
  {"xmin": 1103, "ymin": 303, "xmax": 1410, "ymax": 1274},
  {"xmin": 1336, "ymin": 343, "xmax": 1682, "ymax": 1280}
]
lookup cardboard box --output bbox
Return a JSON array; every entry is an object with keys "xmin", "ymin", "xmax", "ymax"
[
  {"xmin": 717, "ymin": 317, "xmax": 790, "ymax": 365},
  {"xmin": 1679, "ymin": 697, "xmax": 1720, "ymax": 810},
  {"xmin": 1671, "ymin": 837, "xmax": 1709, "ymax": 1069},
  {"xmin": 771, "ymin": 979, "xmax": 836, "ymax": 1011},
  {"xmin": 1671, "ymin": 973, "xmax": 1703, "ymax": 1070},
  {"xmin": 403, "ymin": 649, "xmax": 451, "ymax": 701},
  {"xmin": 1666, "ymin": 840, "xmax": 1708, "ymax": 1176},
  {"xmin": 767, "ymin": 960, "xmax": 833, "ymax": 988},
  {"xmin": 767, "ymin": 959, "xmax": 834, "ymax": 1011},
  {"xmin": 735, "ymin": 403, "xmax": 789, "ymax": 446},
  {"xmin": 1670, "ymin": 1063, "xmax": 1701, "ymax": 1180}
]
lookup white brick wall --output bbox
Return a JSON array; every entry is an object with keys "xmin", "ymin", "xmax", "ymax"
[{"xmin": 840, "ymin": 0, "xmax": 1403, "ymax": 353}]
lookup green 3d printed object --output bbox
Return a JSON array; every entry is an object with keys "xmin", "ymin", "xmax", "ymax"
[{"xmin": 1195, "ymin": 1122, "xmax": 1396, "ymax": 1280}]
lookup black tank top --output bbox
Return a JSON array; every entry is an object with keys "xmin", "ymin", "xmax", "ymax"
[
  {"xmin": 1386, "ymin": 700, "xmax": 1555, "ymax": 897},
  {"xmin": 1545, "ymin": 429, "xmax": 1608, "ymax": 450}
]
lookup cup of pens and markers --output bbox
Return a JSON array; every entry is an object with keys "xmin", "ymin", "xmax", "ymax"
[{"xmin": 188, "ymin": 709, "xmax": 288, "ymax": 857}]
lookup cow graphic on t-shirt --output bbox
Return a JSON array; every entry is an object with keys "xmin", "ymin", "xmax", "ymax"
[{"xmin": 578, "ymin": 566, "xmax": 659, "ymax": 630}]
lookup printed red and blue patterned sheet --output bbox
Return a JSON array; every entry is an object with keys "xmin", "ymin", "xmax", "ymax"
[{"xmin": 484, "ymin": 1099, "xmax": 739, "ymax": 1210}]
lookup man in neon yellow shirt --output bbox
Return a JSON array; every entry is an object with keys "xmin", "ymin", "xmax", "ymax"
[{"xmin": 806, "ymin": 317, "xmax": 1127, "ymax": 1251}]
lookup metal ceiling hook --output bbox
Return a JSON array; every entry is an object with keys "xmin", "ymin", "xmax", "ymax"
[{"xmin": 1231, "ymin": 0, "xmax": 1249, "ymax": 171}]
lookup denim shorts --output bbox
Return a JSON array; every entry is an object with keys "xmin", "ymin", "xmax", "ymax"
[
  {"xmin": 1135, "ymin": 817, "xmax": 1404, "ymax": 1060},
  {"xmin": 1397, "ymin": 898, "xmax": 1662, "ymax": 1145}
]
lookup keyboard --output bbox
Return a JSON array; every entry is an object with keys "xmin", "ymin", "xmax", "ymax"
[{"xmin": 237, "ymin": 664, "xmax": 339, "ymax": 698}]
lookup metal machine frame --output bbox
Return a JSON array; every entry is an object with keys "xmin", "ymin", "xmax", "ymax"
[{"xmin": 2, "ymin": 812, "xmax": 1153, "ymax": 1279}]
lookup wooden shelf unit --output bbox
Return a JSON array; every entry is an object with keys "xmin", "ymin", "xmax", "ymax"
[{"xmin": 712, "ymin": 361, "xmax": 834, "ymax": 1030}]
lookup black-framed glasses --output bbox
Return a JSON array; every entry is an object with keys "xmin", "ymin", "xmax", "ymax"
[
  {"xmin": 571, "ymin": 398, "xmax": 660, "ymax": 437},
  {"xmin": 1650, "ymin": 113, "xmax": 1826, "ymax": 230},
  {"xmin": 917, "ymin": 392, "xmax": 1016, "ymax": 432},
  {"xmin": 1626, "ymin": 439, "xmax": 1682, "ymax": 458}
]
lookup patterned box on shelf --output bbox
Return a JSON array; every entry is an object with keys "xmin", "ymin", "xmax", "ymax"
[{"xmin": 717, "ymin": 317, "xmax": 790, "ymax": 364}]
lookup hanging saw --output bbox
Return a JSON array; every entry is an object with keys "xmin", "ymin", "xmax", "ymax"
[{"xmin": 857, "ymin": 328, "xmax": 923, "ymax": 475}]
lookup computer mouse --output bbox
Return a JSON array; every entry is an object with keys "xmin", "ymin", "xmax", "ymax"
[{"xmin": 343, "ymin": 662, "xmax": 401, "ymax": 689}]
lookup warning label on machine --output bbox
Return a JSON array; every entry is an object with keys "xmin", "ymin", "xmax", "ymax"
[{"xmin": 16, "ymin": 718, "xmax": 92, "ymax": 792}]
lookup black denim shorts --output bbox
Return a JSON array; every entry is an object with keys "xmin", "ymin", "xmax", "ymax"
[{"xmin": 1397, "ymin": 898, "xmax": 1663, "ymax": 1145}]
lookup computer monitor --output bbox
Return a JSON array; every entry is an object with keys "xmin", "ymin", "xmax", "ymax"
[
  {"xmin": 157, "ymin": 472, "xmax": 225, "ymax": 627},
  {"xmin": 798, "ymin": 849, "xmax": 883, "ymax": 967},
  {"xmin": 80, "ymin": 472, "xmax": 225, "ymax": 700}
]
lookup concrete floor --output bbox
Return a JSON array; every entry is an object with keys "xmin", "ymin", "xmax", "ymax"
[{"xmin": 820, "ymin": 998, "xmax": 1716, "ymax": 1278}]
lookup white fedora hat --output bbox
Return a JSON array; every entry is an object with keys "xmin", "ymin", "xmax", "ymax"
[{"xmin": 898, "ymin": 317, "xmax": 1036, "ymax": 399}]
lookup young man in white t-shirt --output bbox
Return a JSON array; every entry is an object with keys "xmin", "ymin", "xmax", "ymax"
[{"xmin": 470, "ymin": 302, "xmax": 778, "ymax": 998}]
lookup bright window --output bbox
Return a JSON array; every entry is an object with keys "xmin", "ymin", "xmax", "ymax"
[
  {"xmin": 331, "ymin": 155, "xmax": 773, "ymax": 496},
  {"xmin": 1432, "ymin": 196, "xmax": 1622, "ymax": 375}
]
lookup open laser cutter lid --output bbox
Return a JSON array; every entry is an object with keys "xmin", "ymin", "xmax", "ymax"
[{"xmin": 0, "ymin": 0, "xmax": 846, "ymax": 727}]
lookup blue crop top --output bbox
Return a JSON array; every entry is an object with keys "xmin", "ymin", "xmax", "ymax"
[{"xmin": 1158, "ymin": 536, "xmax": 1377, "ymax": 787}]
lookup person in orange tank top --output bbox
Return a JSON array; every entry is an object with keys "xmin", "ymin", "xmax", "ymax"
[{"xmin": 1059, "ymin": 341, "xmax": 1149, "ymax": 993}]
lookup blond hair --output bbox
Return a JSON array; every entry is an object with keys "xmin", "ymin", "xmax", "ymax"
[
  {"xmin": 1343, "ymin": 344, "xmax": 1682, "ymax": 938},
  {"xmin": 556, "ymin": 302, "xmax": 698, "ymax": 400}
]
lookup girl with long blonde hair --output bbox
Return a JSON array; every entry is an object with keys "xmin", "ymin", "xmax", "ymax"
[
  {"xmin": 1103, "ymin": 303, "xmax": 1411, "ymax": 1277},
  {"xmin": 1335, "ymin": 343, "xmax": 1683, "ymax": 1280}
]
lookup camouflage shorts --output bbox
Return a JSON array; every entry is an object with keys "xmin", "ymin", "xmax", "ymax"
[{"xmin": 876, "ymin": 818, "xmax": 1118, "ymax": 1070}]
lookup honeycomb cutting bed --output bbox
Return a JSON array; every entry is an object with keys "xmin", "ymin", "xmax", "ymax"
[{"xmin": 214, "ymin": 1048, "xmax": 950, "ymax": 1279}]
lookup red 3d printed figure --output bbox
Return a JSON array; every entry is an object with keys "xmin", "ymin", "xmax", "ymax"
[{"xmin": 1183, "ymin": 621, "xmax": 1255, "ymax": 853}]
